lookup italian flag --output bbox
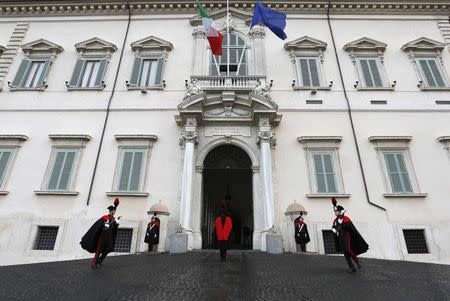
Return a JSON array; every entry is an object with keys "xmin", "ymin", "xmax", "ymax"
[{"xmin": 197, "ymin": 0, "xmax": 223, "ymax": 55}]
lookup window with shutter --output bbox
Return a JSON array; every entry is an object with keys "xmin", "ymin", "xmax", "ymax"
[
  {"xmin": 296, "ymin": 57, "xmax": 322, "ymax": 87},
  {"xmin": 384, "ymin": 152, "xmax": 413, "ymax": 193},
  {"xmin": 210, "ymin": 32, "xmax": 247, "ymax": 76},
  {"xmin": 417, "ymin": 58, "xmax": 447, "ymax": 88},
  {"xmin": 357, "ymin": 58, "xmax": 384, "ymax": 88},
  {"xmin": 10, "ymin": 59, "xmax": 51, "ymax": 89},
  {"xmin": 68, "ymin": 58, "xmax": 107, "ymax": 89},
  {"xmin": 117, "ymin": 149, "xmax": 146, "ymax": 192},
  {"xmin": 0, "ymin": 149, "xmax": 13, "ymax": 187},
  {"xmin": 312, "ymin": 153, "xmax": 338, "ymax": 193},
  {"xmin": 47, "ymin": 149, "xmax": 78, "ymax": 191}
]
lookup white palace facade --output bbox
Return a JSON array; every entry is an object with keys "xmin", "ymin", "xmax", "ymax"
[{"xmin": 0, "ymin": 0, "xmax": 450, "ymax": 265}]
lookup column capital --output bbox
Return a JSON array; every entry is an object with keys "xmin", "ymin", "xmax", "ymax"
[
  {"xmin": 192, "ymin": 27, "xmax": 206, "ymax": 39},
  {"xmin": 249, "ymin": 25, "xmax": 266, "ymax": 39},
  {"xmin": 179, "ymin": 130, "xmax": 199, "ymax": 148},
  {"xmin": 257, "ymin": 130, "xmax": 276, "ymax": 148}
]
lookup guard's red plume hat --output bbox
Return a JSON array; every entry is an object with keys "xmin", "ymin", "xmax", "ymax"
[{"xmin": 331, "ymin": 197, "xmax": 337, "ymax": 207}]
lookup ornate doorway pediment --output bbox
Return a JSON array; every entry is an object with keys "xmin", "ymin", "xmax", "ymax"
[{"xmin": 175, "ymin": 90, "xmax": 281, "ymax": 126}]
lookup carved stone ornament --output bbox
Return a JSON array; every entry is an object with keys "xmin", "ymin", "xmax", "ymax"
[
  {"xmin": 184, "ymin": 79, "xmax": 204, "ymax": 99},
  {"xmin": 179, "ymin": 130, "xmax": 199, "ymax": 146},
  {"xmin": 249, "ymin": 25, "xmax": 266, "ymax": 39},
  {"xmin": 252, "ymin": 80, "xmax": 271, "ymax": 98},
  {"xmin": 257, "ymin": 130, "xmax": 276, "ymax": 147},
  {"xmin": 192, "ymin": 27, "xmax": 206, "ymax": 39}
]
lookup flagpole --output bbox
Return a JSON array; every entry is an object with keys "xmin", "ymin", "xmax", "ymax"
[
  {"xmin": 226, "ymin": 0, "xmax": 230, "ymax": 76},
  {"xmin": 212, "ymin": 54, "xmax": 221, "ymax": 75}
]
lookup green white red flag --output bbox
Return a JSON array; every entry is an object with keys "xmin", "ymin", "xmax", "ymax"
[{"xmin": 196, "ymin": 0, "xmax": 223, "ymax": 55}]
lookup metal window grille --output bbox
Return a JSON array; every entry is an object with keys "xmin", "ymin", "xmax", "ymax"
[
  {"xmin": 403, "ymin": 229, "xmax": 429, "ymax": 254},
  {"xmin": 33, "ymin": 226, "xmax": 59, "ymax": 250},
  {"xmin": 114, "ymin": 228, "xmax": 133, "ymax": 253},
  {"xmin": 322, "ymin": 230, "xmax": 338, "ymax": 254}
]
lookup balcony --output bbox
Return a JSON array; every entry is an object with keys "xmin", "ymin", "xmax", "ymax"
[{"xmin": 190, "ymin": 75, "xmax": 266, "ymax": 91}]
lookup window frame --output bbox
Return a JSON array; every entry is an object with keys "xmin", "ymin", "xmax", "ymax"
[
  {"xmin": 107, "ymin": 134, "xmax": 158, "ymax": 197},
  {"xmin": 43, "ymin": 147, "xmax": 80, "ymax": 192},
  {"xmin": 26, "ymin": 219, "xmax": 67, "ymax": 257},
  {"xmin": 9, "ymin": 58, "xmax": 52, "ymax": 91},
  {"xmin": 298, "ymin": 136, "xmax": 349, "ymax": 199},
  {"xmin": 127, "ymin": 54, "xmax": 166, "ymax": 90},
  {"xmin": 114, "ymin": 147, "xmax": 148, "ymax": 193},
  {"xmin": 0, "ymin": 135, "xmax": 28, "ymax": 194},
  {"xmin": 395, "ymin": 224, "xmax": 436, "ymax": 262},
  {"xmin": 369, "ymin": 136, "xmax": 426, "ymax": 198},
  {"xmin": 354, "ymin": 55, "xmax": 391, "ymax": 89},
  {"xmin": 35, "ymin": 134, "xmax": 90, "ymax": 196},
  {"xmin": 294, "ymin": 56, "xmax": 325, "ymax": 88},
  {"xmin": 209, "ymin": 31, "xmax": 248, "ymax": 76},
  {"xmin": 66, "ymin": 56, "xmax": 108, "ymax": 91}
]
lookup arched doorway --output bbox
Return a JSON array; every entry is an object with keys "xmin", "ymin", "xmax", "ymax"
[{"xmin": 201, "ymin": 144, "xmax": 253, "ymax": 249}]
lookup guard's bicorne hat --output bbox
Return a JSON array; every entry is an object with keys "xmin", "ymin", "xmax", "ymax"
[
  {"xmin": 107, "ymin": 198, "xmax": 120, "ymax": 210},
  {"xmin": 331, "ymin": 197, "xmax": 344, "ymax": 211}
]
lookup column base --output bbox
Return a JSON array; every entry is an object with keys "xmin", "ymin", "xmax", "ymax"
[{"xmin": 169, "ymin": 230, "xmax": 189, "ymax": 254}]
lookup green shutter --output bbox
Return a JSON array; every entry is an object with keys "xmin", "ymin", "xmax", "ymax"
[
  {"xmin": 385, "ymin": 152, "xmax": 413, "ymax": 193},
  {"xmin": 119, "ymin": 151, "xmax": 133, "ymax": 191},
  {"xmin": 395, "ymin": 153, "xmax": 413, "ymax": 192},
  {"xmin": 69, "ymin": 58, "xmax": 85, "ymax": 87},
  {"xmin": 360, "ymin": 59, "xmax": 374, "ymax": 87},
  {"xmin": 313, "ymin": 154, "xmax": 326, "ymax": 193},
  {"xmin": 48, "ymin": 151, "xmax": 66, "ymax": 190},
  {"xmin": 11, "ymin": 59, "xmax": 31, "ymax": 88},
  {"xmin": 368, "ymin": 59, "xmax": 382, "ymax": 87},
  {"xmin": 419, "ymin": 59, "xmax": 436, "ymax": 87},
  {"xmin": 323, "ymin": 154, "xmax": 337, "ymax": 193},
  {"xmin": 154, "ymin": 57, "xmax": 164, "ymax": 85},
  {"xmin": 428, "ymin": 59, "xmax": 445, "ymax": 87},
  {"xmin": 129, "ymin": 151, "xmax": 144, "ymax": 191},
  {"xmin": 129, "ymin": 57, "xmax": 143, "ymax": 87},
  {"xmin": 94, "ymin": 58, "xmax": 107, "ymax": 88},
  {"xmin": 299, "ymin": 58, "xmax": 311, "ymax": 86},
  {"xmin": 35, "ymin": 59, "xmax": 51, "ymax": 88},
  {"xmin": 309, "ymin": 58, "xmax": 320, "ymax": 87},
  {"xmin": 57, "ymin": 151, "xmax": 76, "ymax": 190},
  {"xmin": 0, "ymin": 151, "xmax": 12, "ymax": 186}
]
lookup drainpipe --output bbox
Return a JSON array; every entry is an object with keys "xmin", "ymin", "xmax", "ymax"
[
  {"xmin": 326, "ymin": 1, "xmax": 386, "ymax": 211},
  {"xmin": 86, "ymin": 1, "xmax": 132, "ymax": 205}
]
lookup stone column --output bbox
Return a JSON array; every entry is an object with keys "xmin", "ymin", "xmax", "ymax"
[
  {"xmin": 256, "ymin": 117, "xmax": 276, "ymax": 229},
  {"xmin": 191, "ymin": 27, "xmax": 207, "ymax": 75},
  {"xmin": 249, "ymin": 25, "xmax": 266, "ymax": 75},
  {"xmin": 179, "ymin": 117, "xmax": 199, "ymax": 231}
]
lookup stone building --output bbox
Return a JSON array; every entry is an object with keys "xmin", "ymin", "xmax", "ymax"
[{"xmin": 0, "ymin": 0, "xmax": 449, "ymax": 265}]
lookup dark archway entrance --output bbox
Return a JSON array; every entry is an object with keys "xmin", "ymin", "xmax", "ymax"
[{"xmin": 201, "ymin": 144, "xmax": 253, "ymax": 249}]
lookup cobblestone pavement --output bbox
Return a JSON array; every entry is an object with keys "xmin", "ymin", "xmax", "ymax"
[{"xmin": 0, "ymin": 251, "xmax": 449, "ymax": 301}]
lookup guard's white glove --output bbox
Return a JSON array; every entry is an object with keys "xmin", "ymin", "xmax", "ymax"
[
  {"xmin": 115, "ymin": 216, "xmax": 122, "ymax": 225},
  {"xmin": 104, "ymin": 223, "xmax": 110, "ymax": 229},
  {"xmin": 331, "ymin": 228, "xmax": 337, "ymax": 234},
  {"xmin": 338, "ymin": 218, "xmax": 343, "ymax": 224}
]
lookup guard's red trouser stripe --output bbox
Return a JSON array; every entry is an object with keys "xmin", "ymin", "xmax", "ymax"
[
  {"xmin": 92, "ymin": 232, "xmax": 104, "ymax": 266},
  {"xmin": 346, "ymin": 232, "xmax": 359, "ymax": 262}
]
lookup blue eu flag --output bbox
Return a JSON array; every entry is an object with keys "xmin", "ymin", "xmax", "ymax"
[{"xmin": 250, "ymin": 1, "xmax": 287, "ymax": 40}]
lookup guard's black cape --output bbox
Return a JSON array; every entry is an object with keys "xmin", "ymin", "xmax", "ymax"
[
  {"xmin": 144, "ymin": 217, "xmax": 160, "ymax": 245},
  {"xmin": 294, "ymin": 217, "xmax": 310, "ymax": 245},
  {"xmin": 80, "ymin": 216, "xmax": 118, "ymax": 253},
  {"xmin": 332, "ymin": 216, "xmax": 368, "ymax": 256}
]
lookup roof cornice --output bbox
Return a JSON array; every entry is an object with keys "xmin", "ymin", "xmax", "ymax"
[{"xmin": 0, "ymin": 1, "xmax": 449, "ymax": 17}]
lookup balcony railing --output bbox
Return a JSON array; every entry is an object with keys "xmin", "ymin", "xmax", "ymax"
[{"xmin": 190, "ymin": 75, "xmax": 266, "ymax": 91}]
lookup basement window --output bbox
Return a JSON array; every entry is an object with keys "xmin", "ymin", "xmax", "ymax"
[
  {"xmin": 403, "ymin": 229, "xmax": 429, "ymax": 254},
  {"xmin": 33, "ymin": 226, "xmax": 59, "ymax": 250},
  {"xmin": 114, "ymin": 228, "xmax": 133, "ymax": 253},
  {"xmin": 322, "ymin": 230, "xmax": 338, "ymax": 254}
]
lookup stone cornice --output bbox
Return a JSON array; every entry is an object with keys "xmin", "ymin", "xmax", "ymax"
[{"xmin": 0, "ymin": 1, "xmax": 450, "ymax": 17}]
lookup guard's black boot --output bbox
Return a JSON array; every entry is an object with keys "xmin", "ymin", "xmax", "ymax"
[
  {"xmin": 348, "ymin": 267, "xmax": 356, "ymax": 273},
  {"xmin": 357, "ymin": 262, "xmax": 362, "ymax": 270}
]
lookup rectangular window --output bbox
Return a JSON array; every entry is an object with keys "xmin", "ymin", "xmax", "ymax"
[
  {"xmin": 0, "ymin": 149, "xmax": 13, "ymax": 187},
  {"xmin": 322, "ymin": 230, "xmax": 338, "ymax": 254},
  {"xmin": 417, "ymin": 58, "xmax": 447, "ymax": 88},
  {"xmin": 383, "ymin": 152, "xmax": 413, "ymax": 193},
  {"xmin": 10, "ymin": 59, "xmax": 50, "ymax": 89},
  {"xmin": 139, "ymin": 59, "xmax": 159, "ymax": 87},
  {"xmin": 33, "ymin": 226, "xmax": 59, "ymax": 250},
  {"xmin": 81, "ymin": 60, "xmax": 101, "ymax": 88},
  {"xmin": 296, "ymin": 57, "xmax": 322, "ymax": 87},
  {"xmin": 357, "ymin": 57, "xmax": 384, "ymax": 88},
  {"xmin": 313, "ymin": 153, "xmax": 337, "ymax": 193},
  {"xmin": 68, "ymin": 58, "xmax": 107, "ymax": 89},
  {"xmin": 117, "ymin": 149, "xmax": 146, "ymax": 192},
  {"xmin": 46, "ymin": 149, "xmax": 78, "ymax": 191},
  {"xmin": 403, "ymin": 229, "xmax": 429, "ymax": 254},
  {"xmin": 114, "ymin": 228, "xmax": 133, "ymax": 253}
]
